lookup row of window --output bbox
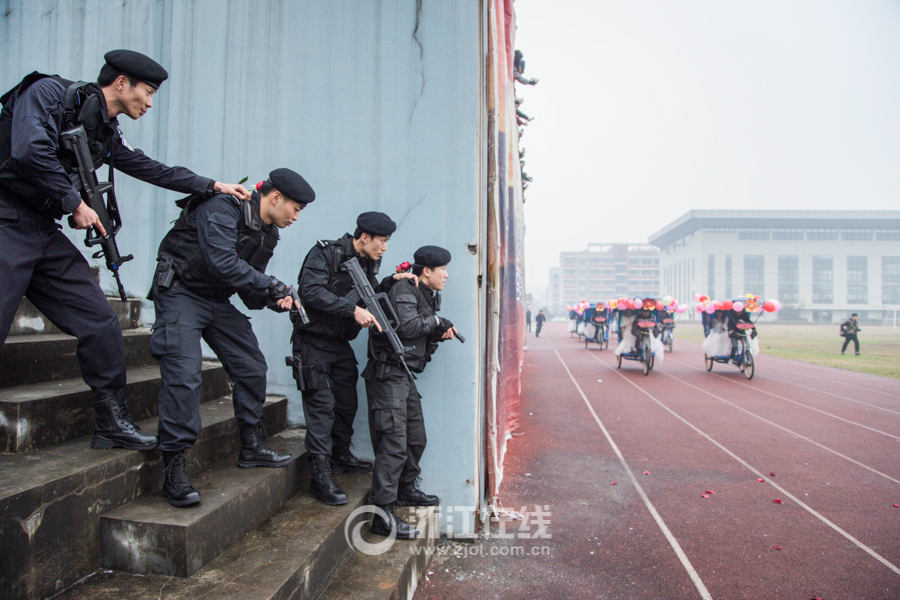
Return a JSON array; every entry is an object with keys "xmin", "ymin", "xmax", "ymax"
[
  {"xmin": 563, "ymin": 257, "xmax": 660, "ymax": 266},
  {"xmin": 704, "ymin": 228, "xmax": 900, "ymax": 241},
  {"xmin": 706, "ymin": 255, "xmax": 900, "ymax": 304}
]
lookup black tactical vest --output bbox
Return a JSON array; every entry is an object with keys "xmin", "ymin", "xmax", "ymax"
[
  {"xmin": 157, "ymin": 192, "xmax": 278, "ymax": 300},
  {"xmin": 369, "ymin": 278, "xmax": 440, "ymax": 373},
  {"xmin": 0, "ymin": 72, "xmax": 118, "ymax": 217},
  {"xmin": 295, "ymin": 233, "xmax": 381, "ymax": 342}
]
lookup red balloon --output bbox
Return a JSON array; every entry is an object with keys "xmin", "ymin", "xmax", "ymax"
[
  {"xmin": 656, "ymin": 300, "xmax": 665, "ymax": 310},
  {"xmin": 722, "ymin": 300, "xmax": 733, "ymax": 311},
  {"xmin": 699, "ymin": 295, "xmax": 709, "ymax": 302},
  {"xmin": 763, "ymin": 301, "xmax": 775, "ymax": 312}
]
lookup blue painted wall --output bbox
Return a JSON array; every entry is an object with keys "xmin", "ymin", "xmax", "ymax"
[{"xmin": 1, "ymin": 0, "xmax": 486, "ymax": 534}]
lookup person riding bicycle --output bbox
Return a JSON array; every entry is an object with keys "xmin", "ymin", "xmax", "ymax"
[{"xmin": 728, "ymin": 309, "xmax": 757, "ymax": 360}]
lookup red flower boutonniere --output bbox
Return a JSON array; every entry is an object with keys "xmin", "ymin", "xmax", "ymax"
[{"xmin": 396, "ymin": 261, "xmax": 412, "ymax": 274}]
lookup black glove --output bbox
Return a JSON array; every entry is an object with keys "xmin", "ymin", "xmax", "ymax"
[
  {"xmin": 266, "ymin": 276, "xmax": 290, "ymax": 312},
  {"xmin": 438, "ymin": 317, "xmax": 454, "ymax": 333}
]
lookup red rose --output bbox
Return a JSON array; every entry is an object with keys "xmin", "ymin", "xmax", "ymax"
[
  {"xmin": 395, "ymin": 261, "xmax": 412, "ymax": 273},
  {"xmin": 256, "ymin": 181, "xmax": 264, "ymax": 191}
]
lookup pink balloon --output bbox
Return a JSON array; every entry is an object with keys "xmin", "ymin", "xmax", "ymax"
[
  {"xmin": 695, "ymin": 303, "xmax": 704, "ymax": 313},
  {"xmin": 733, "ymin": 301, "xmax": 745, "ymax": 312},
  {"xmin": 705, "ymin": 304, "xmax": 716, "ymax": 314},
  {"xmin": 694, "ymin": 293, "xmax": 702, "ymax": 301},
  {"xmin": 656, "ymin": 300, "xmax": 665, "ymax": 310},
  {"xmin": 677, "ymin": 303, "xmax": 687, "ymax": 313}
]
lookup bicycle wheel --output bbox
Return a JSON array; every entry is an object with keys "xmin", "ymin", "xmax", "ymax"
[
  {"xmin": 744, "ymin": 350, "xmax": 755, "ymax": 380},
  {"xmin": 705, "ymin": 354, "xmax": 714, "ymax": 371},
  {"xmin": 617, "ymin": 354, "xmax": 622, "ymax": 369}
]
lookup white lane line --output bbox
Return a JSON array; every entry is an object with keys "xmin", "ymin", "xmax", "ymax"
[
  {"xmin": 661, "ymin": 356, "xmax": 900, "ymax": 441},
  {"xmin": 549, "ymin": 341, "xmax": 713, "ymax": 600},
  {"xmin": 578, "ymin": 347, "xmax": 900, "ymax": 579},
  {"xmin": 756, "ymin": 361, "xmax": 900, "ymax": 399},
  {"xmin": 585, "ymin": 352, "xmax": 900, "ymax": 486},
  {"xmin": 665, "ymin": 355, "xmax": 900, "ymax": 417}
]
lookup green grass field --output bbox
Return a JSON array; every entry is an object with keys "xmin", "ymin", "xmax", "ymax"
[{"xmin": 675, "ymin": 321, "xmax": 900, "ymax": 380}]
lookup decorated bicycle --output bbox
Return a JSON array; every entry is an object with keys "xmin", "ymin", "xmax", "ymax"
[
  {"xmin": 585, "ymin": 301, "xmax": 611, "ymax": 350},
  {"xmin": 611, "ymin": 297, "xmax": 667, "ymax": 375},
  {"xmin": 657, "ymin": 295, "xmax": 683, "ymax": 352},
  {"xmin": 698, "ymin": 294, "xmax": 781, "ymax": 380}
]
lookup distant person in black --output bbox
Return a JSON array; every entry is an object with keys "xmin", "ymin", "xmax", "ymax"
[
  {"xmin": 0, "ymin": 50, "xmax": 249, "ymax": 452},
  {"xmin": 150, "ymin": 168, "xmax": 311, "ymax": 507},
  {"xmin": 535, "ymin": 309, "xmax": 546, "ymax": 337},
  {"xmin": 526, "ymin": 308, "xmax": 532, "ymax": 332},
  {"xmin": 840, "ymin": 313, "xmax": 861, "ymax": 355}
]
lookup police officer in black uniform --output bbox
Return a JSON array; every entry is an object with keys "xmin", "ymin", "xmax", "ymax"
[
  {"xmin": 0, "ymin": 50, "xmax": 250, "ymax": 451},
  {"xmin": 150, "ymin": 168, "xmax": 313, "ymax": 507},
  {"xmin": 363, "ymin": 246, "xmax": 456, "ymax": 539},
  {"xmin": 291, "ymin": 212, "xmax": 416, "ymax": 506}
]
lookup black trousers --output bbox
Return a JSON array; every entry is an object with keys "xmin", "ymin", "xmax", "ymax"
[
  {"xmin": 535, "ymin": 321, "xmax": 543, "ymax": 336},
  {"xmin": 151, "ymin": 285, "xmax": 267, "ymax": 452},
  {"xmin": 0, "ymin": 198, "xmax": 125, "ymax": 397},
  {"xmin": 293, "ymin": 333, "xmax": 359, "ymax": 457},
  {"xmin": 363, "ymin": 362, "xmax": 426, "ymax": 505},
  {"xmin": 842, "ymin": 334, "xmax": 859, "ymax": 353}
]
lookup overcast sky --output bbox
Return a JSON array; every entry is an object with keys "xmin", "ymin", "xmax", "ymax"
[{"xmin": 514, "ymin": 1, "xmax": 900, "ymax": 289}]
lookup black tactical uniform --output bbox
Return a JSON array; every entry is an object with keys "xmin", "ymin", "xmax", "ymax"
[
  {"xmin": 0, "ymin": 50, "xmax": 212, "ymax": 451},
  {"xmin": 363, "ymin": 245, "xmax": 452, "ymax": 539},
  {"xmin": 291, "ymin": 212, "xmax": 398, "ymax": 505},
  {"xmin": 151, "ymin": 168, "xmax": 314, "ymax": 507}
]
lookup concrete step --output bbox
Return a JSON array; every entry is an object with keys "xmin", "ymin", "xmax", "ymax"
[
  {"xmin": 9, "ymin": 295, "xmax": 143, "ymax": 336},
  {"xmin": 100, "ymin": 431, "xmax": 309, "ymax": 577},
  {"xmin": 54, "ymin": 472, "xmax": 371, "ymax": 600},
  {"xmin": 321, "ymin": 506, "xmax": 439, "ymax": 600},
  {"xmin": 0, "ymin": 396, "xmax": 288, "ymax": 600},
  {"xmin": 0, "ymin": 362, "xmax": 229, "ymax": 453},
  {"xmin": 0, "ymin": 329, "xmax": 156, "ymax": 390}
]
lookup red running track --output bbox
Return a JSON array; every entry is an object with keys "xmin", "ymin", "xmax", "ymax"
[{"xmin": 415, "ymin": 322, "xmax": 900, "ymax": 600}]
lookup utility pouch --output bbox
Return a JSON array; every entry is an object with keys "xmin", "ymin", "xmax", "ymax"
[{"xmin": 300, "ymin": 364, "xmax": 332, "ymax": 391}]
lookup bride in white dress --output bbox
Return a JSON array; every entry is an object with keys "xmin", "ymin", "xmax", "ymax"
[{"xmin": 702, "ymin": 314, "xmax": 732, "ymax": 357}]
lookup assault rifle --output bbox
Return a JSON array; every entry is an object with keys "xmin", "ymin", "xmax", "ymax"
[
  {"xmin": 341, "ymin": 257, "xmax": 415, "ymax": 380},
  {"xmin": 60, "ymin": 125, "xmax": 132, "ymax": 301}
]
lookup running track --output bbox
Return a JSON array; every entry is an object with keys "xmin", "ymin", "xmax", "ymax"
[{"xmin": 415, "ymin": 323, "xmax": 900, "ymax": 600}]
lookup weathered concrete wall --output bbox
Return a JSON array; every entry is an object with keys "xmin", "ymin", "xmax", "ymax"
[{"xmin": 1, "ymin": 0, "xmax": 485, "ymax": 533}]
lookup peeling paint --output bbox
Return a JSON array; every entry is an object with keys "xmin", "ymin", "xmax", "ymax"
[{"xmin": 19, "ymin": 506, "xmax": 44, "ymax": 540}]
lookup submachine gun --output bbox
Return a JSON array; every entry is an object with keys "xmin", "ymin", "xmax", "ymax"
[
  {"xmin": 59, "ymin": 125, "xmax": 132, "ymax": 301},
  {"xmin": 341, "ymin": 257, "xmax": 415, "ymax": 381}
]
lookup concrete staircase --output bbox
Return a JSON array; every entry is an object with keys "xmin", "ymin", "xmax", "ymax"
[{"xmin": 0, "ymin": 297, "xmax": 436, "ymax": 600}]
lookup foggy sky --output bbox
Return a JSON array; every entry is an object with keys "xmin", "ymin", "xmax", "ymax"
[{"xmin": 514, "ymin": 1, "xmax": 900, "ymax": 289}]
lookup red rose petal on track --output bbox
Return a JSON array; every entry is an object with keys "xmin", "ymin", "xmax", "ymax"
[
  {"xmin": 773, "ymin": 499, "xmax": 782, "ymax": 504},
  {"xmin": 611, "ymin": 482, "xmax": 617, "ymax": 485},
  {"xmin": 701, "ymin": 494, "xmax": 709, "ymax": 499},
  {"xmin": 770, "ymin": 472, "xmax": 776, "ymax": 476},
  {"xmin": 773, "ymin": 545, "xmax": 782, "ymax": 550},
  {"xmin": 705, "ymin": 490, "xmax": 714, "ymax": 494},
  {"xmin": 757, "ymin": 478, "xmax": 764, "ymax": 482},
  {"xmin": 893, "ymin": 504, "xmax": 899, "ymax": 508},
  {"xmin": 643, "ymin": 471, "xmax": 650, "ymax": 475}
]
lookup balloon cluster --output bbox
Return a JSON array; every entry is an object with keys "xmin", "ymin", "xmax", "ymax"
[
  {"xmin": 606, "ymin": 296, "xmax": 687, "ymax": 313},
  {"xmin": 693, "ymin": 293, "xmax": 782, "ymax": 314}
]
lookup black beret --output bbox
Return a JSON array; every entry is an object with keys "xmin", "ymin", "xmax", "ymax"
[
  {"xmin": 269, "ymin": 168, "xmax": 315, "ymax": 204},
  {"xmin": 104, "ymin": 50, "xmax": 168, "ymax": 89},
  {"xmin": 414, "ymin": 245, "xmax": 451, "ymax": 268},
  {"xmin": 356, "ymin": 211, "xmax": 396, "ymax": 237}
]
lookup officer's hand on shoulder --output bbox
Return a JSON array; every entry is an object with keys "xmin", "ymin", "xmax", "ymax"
[{"xmin": 214, "ymin": 181, "xmax": 251, "ymax": 201}]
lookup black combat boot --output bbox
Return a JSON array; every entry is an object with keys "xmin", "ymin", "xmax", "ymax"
[
  {"xmin": 370, "ymin": 503, "xmax": 419, "ymax": 539},
  {"xmin": 331, "ymin": 447, "xmax": 373, "ymax": 474},
  {"xmin": 309, "ymin": 454, "xmax": 348, "ymax": 505},
  {"xmin": 237, "ymin": 424, "xmax": 292, "ymax": 468},
  {"xmin": 397, "ymin": 479, "xmax": 440, "ymax": 507},
  {"xmin": 90, "ymin": 392, "xmax": 158, "ymax": 450},
  {"xmin": 162, "ymin": 451, "xmax": 201, "ymax": 507}
]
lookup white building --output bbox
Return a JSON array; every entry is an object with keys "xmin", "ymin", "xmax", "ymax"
[
  {"xmin": 549, "ymin": 243, "xmax": 660, "ymax": 311},
  {"xmin": 648, "ymin": 210, "xmax": 900, "ymax": 323}
]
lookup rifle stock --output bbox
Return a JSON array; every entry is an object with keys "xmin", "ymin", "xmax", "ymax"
[{"xmin": 59, "ymin": 125, "xmax": 132, "ymax": 301}]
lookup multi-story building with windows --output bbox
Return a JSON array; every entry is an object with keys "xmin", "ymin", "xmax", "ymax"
[
  {"xmin": 648, "ymin": 210, "xmax": 900, "ymax": 322},
  {"xmin": 548, "ymin": 244, "xmax": 660, "ymax": 310}
]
